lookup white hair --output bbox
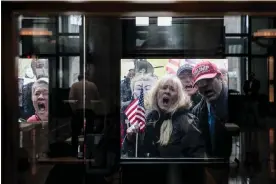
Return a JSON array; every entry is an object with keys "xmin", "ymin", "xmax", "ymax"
[
  {"xmin": 147, "ymin": 75, "xmax": 192, "ymax": 146},
  {"xmin": 32, "ymin": 78, "xmax": 49, "ymax": 95}
]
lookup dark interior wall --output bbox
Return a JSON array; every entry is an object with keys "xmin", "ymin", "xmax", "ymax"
[
  {"xmin": 86, "ymin": 17, "xmax": 121, "ymax": 114},
  {"xmin": 250, "ymin": 17, "xmax": 274, "ymax": 96}
]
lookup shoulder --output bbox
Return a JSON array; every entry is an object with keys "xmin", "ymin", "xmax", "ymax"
[
  {"xmin": 88, "ymin": 81, "xmax": 98, "ymax": 88},
  {"xmin": 71, "ymin": 82, "xmax": 78, "ymax": 88},
  {"xmin": 191, "ymin": 102, "xmax": 202, "ymax": 116},
  {"xmin": 174, "ymin": 110, "xmax": 200, "ymax": 133}
]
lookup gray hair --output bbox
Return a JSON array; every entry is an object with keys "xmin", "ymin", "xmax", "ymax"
[{"xmin": 32, "ymin": 79, "xmax": 49, "ymax": 95}]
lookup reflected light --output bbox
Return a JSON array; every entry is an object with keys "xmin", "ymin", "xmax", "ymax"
[
  {"xmin": 135, "ymin": 17, "xmax": 149, "ymax": 26},
  {"xmin": 254, "ymin": 29, "xmax": 276, "ymax": 38},
  {"xmin": 268, "ymin": 56, "xmax": 274, "ymax": 103},
  {"xmin": 269, "ymin": 128, "xmax": 275, "ymax": 178},
  {"xmin": 20, "ymin": 28, "xmax": 53, "ymax": 36},
  {"xmin": 157, "ymin": 17, "xmax": 172, "ymax": 26}
]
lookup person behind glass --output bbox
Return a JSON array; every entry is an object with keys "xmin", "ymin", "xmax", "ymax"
[
  {"xmin": 191, "ymin": 61, "xmax": 231, "ymax": 184},
  {"xmin": 121, "ymin": 69, "xmax": 135, "ymax": 103},
  {"xmin": 127, "ymin": 75, "xmax": 205, "ymax": 158},
  {"xmin": 243, "ymin": 72, "xmax": 260, "ymax": 101},
  {"xmin": 177, "ymin": 64, "xmax": 202, "ymax": 109},
  {"xmin": 27, "ymin": 78, "xmax": 49, "ymax": 122},
  {"xmin": 121, "ymin": 73, "xmax": 158, "ymax": 157},
  {"xmin": 22, "ymin": 57, "xmax": 49, "ymax": 119},
  {"xmin": 219, "ymin": 68, "xmax": 228, "ymax": 86},
  {"xmin": 69, "ymin": 73, "xmax": 100, "ymax": 157}
]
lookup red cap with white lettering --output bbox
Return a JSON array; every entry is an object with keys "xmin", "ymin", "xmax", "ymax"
[{"xmin": 192, "ymin": 61, "xmax": 221, "ymax": 84}]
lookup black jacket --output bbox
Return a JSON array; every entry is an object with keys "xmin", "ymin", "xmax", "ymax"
[
  {"xmin": 192, "ymin": 86, "xmax": 232, "ymax": 159},
  {"xmin": 141, "ymin": 108, "xmax": 205, "ymax": 158},
  {"xmin": 243, "ymin": 79, "xmax": 260, "ymax": 100}
]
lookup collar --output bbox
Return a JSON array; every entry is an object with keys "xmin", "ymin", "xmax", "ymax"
[
  {"xmin": 35, "ymin": 114, "xmax": 41, "ymax": 121},
  {"xmin": 208, "ymin": 85, "xmax": 228, "ymax": 119}
]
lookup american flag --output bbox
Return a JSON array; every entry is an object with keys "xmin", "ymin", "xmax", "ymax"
[
  {"xmin": 124, "ymin": 89, "xmax": 146, "ymax": 132},
  {"xmin": 166, "ymin": 59, "xmax": 181, "ymax": 74}
]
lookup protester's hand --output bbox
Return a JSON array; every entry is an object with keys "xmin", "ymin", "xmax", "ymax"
[{"xmin": 126, "ymin": 124, "xmax": 140, "ymax": 140}]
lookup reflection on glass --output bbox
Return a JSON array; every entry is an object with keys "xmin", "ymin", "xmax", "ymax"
[
  {"xmin": 58, "ymin": 57, "xmax": 80, "ymax": 88},
  {"xmin": 268, "ymin": 56, "xmax": 274, "ymax": 80},
  {"xmin": 224, "ymin": 16, "xmax": 242, "ymax": 33},
  {"xmin": 269, "ymin": 85, "xmax": 274, "ymax": 103},
  {"xmin": 227, "ymin": 57, "xmax": 242, "ymax": 92},
  {"xmin": 269, "ymin": 128, "xmax": 275, "ymax": 178},
  {"xmin": 59, "ymin": 36, "xmax": 80, "ymax": 53},
  {"xmin": 120, "ymin": 58, "xmax": 229, "ymax": 159},
  {"xmin": 225, "ymin": 37, "xmax": 247, "ymax": 54},
  {"xmin": 59, "ymin": 15, "xmax": 82, "ymax": 33},
  {"xmin": 18, "ymin": 58, "xmax": 49, "ymax": 121}
]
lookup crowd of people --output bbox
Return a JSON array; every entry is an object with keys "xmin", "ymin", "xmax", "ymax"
[
  {"xmin": 18, "ymin": 57, "xmax": 49, "ymax": 123},
  {"xmin": 120, "ymin": 59, "xmax": 232, "ymax": 184}
]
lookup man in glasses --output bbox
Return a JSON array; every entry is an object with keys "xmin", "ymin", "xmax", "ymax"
[{"xmin": 191, "ymin": 61, "xmax": 232, "ymax": 184}]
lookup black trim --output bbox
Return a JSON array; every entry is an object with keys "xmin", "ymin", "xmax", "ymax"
[
  {"xmin": 120, "ymin": 158, "xmax": 228, "ymax": 164},
  {"xmin": 19, "ymin": 53, "xmax": 81, "ymax": 57},
  {"xmin": 248, "ymin": 16, "xmax": 252, "ymax": 76},
  {"xmin": 225, "ymin": 33, "xmax": 249, "ymax": 37},
  {"xmin": 58, "ymin": 33, "xmax": 79, "ymax": 36},
  {"xmin": 122, "ymin": 49, "xmax": 224, "ymax": 58}
]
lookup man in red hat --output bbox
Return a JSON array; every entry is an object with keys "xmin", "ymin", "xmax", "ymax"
[{"xmin": 191, "ymin": 61, "xmax": 232, "ymax": 184}]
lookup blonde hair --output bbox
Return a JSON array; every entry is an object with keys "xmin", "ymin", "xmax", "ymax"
[{"xmin": 147, "ymin": 75, "xmax": 192, "ymax": 146}]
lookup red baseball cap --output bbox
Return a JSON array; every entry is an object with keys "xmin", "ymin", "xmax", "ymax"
[{"xmin": 192, "ymin": 61, "xmax": 221, "ymax": 84}]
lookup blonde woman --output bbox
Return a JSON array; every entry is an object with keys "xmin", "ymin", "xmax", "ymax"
[{"xmin": 127, "ymin": 75, "xmax": 205, "ymax": 158}]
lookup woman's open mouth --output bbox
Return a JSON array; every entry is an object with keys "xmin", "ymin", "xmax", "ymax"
[
  {"xmin": 162, "ymin": 97, "xmax": 170, "ymax": 105},
  {"xmin": 38, "ymin": 102, "xmax": 46, "ymax": 112}
]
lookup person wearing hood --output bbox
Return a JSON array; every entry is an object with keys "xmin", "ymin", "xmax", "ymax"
[{"xmin": 177, "ymin": 64, "xmax": 202, "ymax": 109}]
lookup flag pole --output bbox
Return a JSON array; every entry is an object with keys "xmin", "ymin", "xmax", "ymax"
[
  {"xmin": 135, "ymin": 71, "xmax": 144, "ymax": 158},
  {"xmin": 135, "ymin": 131, "xmax": 138, "ymax": 157}
]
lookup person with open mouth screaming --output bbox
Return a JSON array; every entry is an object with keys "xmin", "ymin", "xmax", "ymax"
[
  {"xmin": 27, "ymin": 78, "xmax": 49, "ymax": 122},
  {"xmin": 127, "ymin": 75, "xmax": 205, "ymax": 158},
  {"xmin": 177, "ymin": 64, "xmax": 202, "ymax": 109}
]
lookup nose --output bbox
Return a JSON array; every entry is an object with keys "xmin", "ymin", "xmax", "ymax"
[
  {"xmin": 164, "ymin": 87, "xmax": 170, "ymax": 93},
  {"xmin": 38, "ymin": 93, "xmax": 45, "ymax": 99}
]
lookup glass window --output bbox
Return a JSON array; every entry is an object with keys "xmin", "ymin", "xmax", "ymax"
[
  {"xmin": 251, "ymin": 17, "xmax": 273, "ymax": 55},
  {"xmin": 226, "ymin": 57, "xmax": 243, "ymax": 92},
  {"xmin": 59, "ymin": 15, "xmax": 82, "ymax": 33},
  {"xmin": 224, "ymin": 16, "xmax": 242, "ymax": 33},
  {"xmin": 251, "ymin": 57, "xmax": 269, "ymax": 95},
  {"xmin": 225, "ymin": 36, "xmax": 247, "ymax": 54},
  {"xmin": 17, "ymin": 15, "xmax": 83, "ymax": 167},
  {"xmin": 58, "ymin": 56, "xmax": 80, "ymax": 88},
  {"xmin": 59, "ymin": 36, "xmax": 80, "ymax": 54},
  {"xmin": 251, "ymin": 17, "xmax": 274, "ymax": 34},
  {"xmin": 123, "ymin": 17, "xmax": 224, "ymax": 57},
  {"xmin": 19, "ymin": 16, "xmax": 57, "ymax": 55}
]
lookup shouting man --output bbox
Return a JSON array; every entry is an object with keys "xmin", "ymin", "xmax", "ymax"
[
  {"xmin": 177, "ymin": 64, "xmax": 202, "ymax": 109},
  {"xmin": 191, "ymin": 61, "xmax": 232, "ymax": 184}
]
